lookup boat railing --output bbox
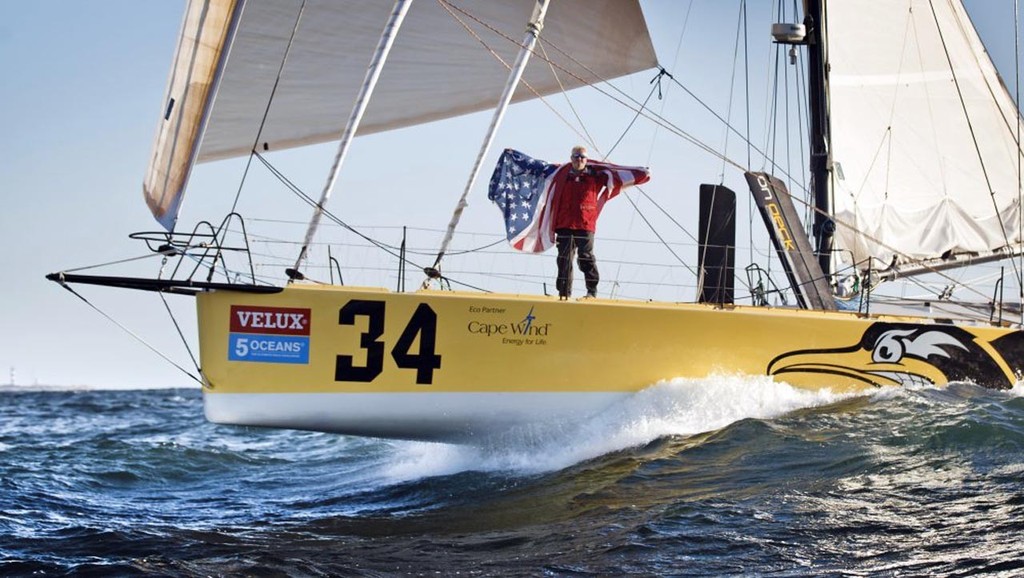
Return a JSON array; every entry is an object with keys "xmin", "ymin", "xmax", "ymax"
[
  {"xmin": 46, "ymin": 213, "xmax": 281, "ymax": 296},
  {"xmin": 744, "ymin": 264, "xmax": 789, "ymax": 307},
  {"xmin": 129, "ymin": 212, "xmax": 261, "ymax": 287}
]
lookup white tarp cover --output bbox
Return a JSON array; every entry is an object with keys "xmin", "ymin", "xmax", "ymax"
[
  {"xmin": 827, "ymin": 0, "xmax": 1024, "ymax": 271},
  {"xmin": 143, "ymin": 0, "xmax": 657, "ymax": 229}
]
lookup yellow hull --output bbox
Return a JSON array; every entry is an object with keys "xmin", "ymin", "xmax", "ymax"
[{"xmin": 197, "ymin": 285, "xmax": 1023, "ymax": 441}]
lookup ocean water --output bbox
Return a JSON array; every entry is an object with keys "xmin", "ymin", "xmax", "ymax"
[{"xmin": 2, "ymin": 378, "xmax": 1023, "ymax": 577}]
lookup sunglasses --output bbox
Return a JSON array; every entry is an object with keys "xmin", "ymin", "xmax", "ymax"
[{"xmin": 571, "ymin": 153, "xmax": 588, "ymax": 159}]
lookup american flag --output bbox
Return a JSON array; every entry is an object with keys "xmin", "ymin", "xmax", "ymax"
[{"xmin": 487, "ymin": 148, "xmax": 651, "ymax": 253}]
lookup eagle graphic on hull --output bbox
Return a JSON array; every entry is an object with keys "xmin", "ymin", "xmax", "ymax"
[{"xmin": 767, "ymin": 323, "xmax": 1024, "ymax": 390}]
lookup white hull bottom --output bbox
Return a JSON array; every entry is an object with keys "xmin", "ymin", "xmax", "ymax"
[{"xmin": 203, "ymin": 391, "xmax": 632, "ymax": 442}]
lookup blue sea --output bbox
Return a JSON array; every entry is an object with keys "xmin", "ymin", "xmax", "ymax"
[{"xmin": 2, "ymin": 378, "xmax": 1023, "ymax": 576}]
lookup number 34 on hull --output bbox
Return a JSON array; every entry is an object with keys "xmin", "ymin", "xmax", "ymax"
[{"xmin": 198, "ymin": 284, "xmax": 1024, "ymax": 442}]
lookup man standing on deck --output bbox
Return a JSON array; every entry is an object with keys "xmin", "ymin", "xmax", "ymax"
[
  {"xmin": 551, "ymin": 145, "xmax": 605, "ymax": 300},
  {"xmin": 487, "ymin": 146, "xmax": 649, "ymax": 298}
]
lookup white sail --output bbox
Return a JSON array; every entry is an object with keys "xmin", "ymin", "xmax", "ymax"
[
  {"xmin": 143, "ymin": 0, "xmax": 657, "ymax": 230},
  {"xmin": 143, "ymin": 0, "xmax": 240, "ymax": 230},
  {"xmin": 827, "ymin": 0, "xmax": 1024, "ymax": 273}
]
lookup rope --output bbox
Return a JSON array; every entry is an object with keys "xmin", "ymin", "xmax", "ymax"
[
  {"xmin": 229, "ymin": 0, "xmax": 308, "ymax": 216},
  {"xmin": 52, "ymin": 276, "xmax": 204, "ymax": 386},
  {"xmin": 253, "ymin": 151, "xmax": 504, "ymax": 291},
  {"xmin": 1017, "ymin": 0, "xmax": 1023, "ymax": 320},
  {"xmin": 537, "ymin": 40, "xmax": 599, "ymax": 151},
  {"xmin": 927, "ymin": 0, "xmax": 1021, "ymax": 287},
  {"xmin": 618, "ymin": 189, "xmax": 698, "ymax": 279},
  {"xmin": 158, "ymin": 258, "xmax": 202, "ymax": 375},
  {"xmin": 61, "ymin": 253, "xmax": 163, "ymax": 274},
  {"xmin": 605, "ymin": 68, "xmax": 668, "ymax": 159},
  {"xmin": 438, "ymin": 0, "xmax": 746, "ymax": 173}
]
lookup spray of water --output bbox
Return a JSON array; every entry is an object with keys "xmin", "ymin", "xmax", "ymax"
[{"xmin": 381, "ymin": 374, "xmax": 857, "ymax": 482}]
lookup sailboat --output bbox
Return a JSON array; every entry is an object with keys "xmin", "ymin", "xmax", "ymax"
[{"xmin": 48, "ymin": 0, "xmax": 1024, "ymax": 442}]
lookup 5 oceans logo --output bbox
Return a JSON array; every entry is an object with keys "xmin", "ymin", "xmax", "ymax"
[{"xmin": 228, "ymin": 306, "xmax": 311, "ymax": 364}]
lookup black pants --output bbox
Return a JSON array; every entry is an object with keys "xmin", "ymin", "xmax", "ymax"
[{"xmin": 555, "ymin": 229, "xmax": 598, "ymax": 298}]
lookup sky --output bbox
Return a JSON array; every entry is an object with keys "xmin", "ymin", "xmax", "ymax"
[{"xmin": 2, "ymin": 0, "xmax": 1023, "ymax": 388}]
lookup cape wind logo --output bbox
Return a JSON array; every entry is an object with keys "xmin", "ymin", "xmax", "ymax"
[
  {"xmin": 467, "ymin": 306, "xmax": 550, "ymax": 347},
  {"xmin": 228, "ymin": 305, "xmax": 312, "ymax": 364}
]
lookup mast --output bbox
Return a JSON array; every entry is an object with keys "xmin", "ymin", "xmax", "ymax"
[
  {"xmin": 291, "ymin": 0, "xmax": 414, "ymax": 276},
  {"xmin": 805, "ymin": 0, "xmax": 833, "ymax": 279}
]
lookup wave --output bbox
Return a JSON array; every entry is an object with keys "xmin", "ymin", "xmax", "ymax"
[
  {"xmin": 4, "ymin": 380, "xmax": 1024, "ymax": 576},
  {"xmin": 380, "ymin": 374, "xmax": 859, "ymax": 482}
]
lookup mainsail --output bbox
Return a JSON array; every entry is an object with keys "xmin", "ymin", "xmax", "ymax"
[
  {"xmin": 826, "ymin": 0, "xmax": 1024, "ymax": 275},
  {"xmin": 143, "ymin": 0, "xmax": 657, "ymax": 231}
]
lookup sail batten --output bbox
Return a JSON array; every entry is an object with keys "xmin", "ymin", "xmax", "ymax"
[{"xmin": 827, "ymin": 0, "xmax": 1024, "ymax": 274}]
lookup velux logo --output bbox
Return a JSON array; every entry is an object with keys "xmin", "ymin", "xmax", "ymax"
[
  {"xmin": 228, "ymin": 306, "xmax": 312, "ymax": 364},
  {"xmin": 230, "ymin": 306, "xmax": 311, "ymax": 336}
]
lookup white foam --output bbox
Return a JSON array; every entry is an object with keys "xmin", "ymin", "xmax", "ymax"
[
  {"xmin": 380, "ymin": 374, "xmax": 857, "ymax": 482},
  {"xmin": 1009, "ymin": 380, "xmax": 1024, "ymax": 397}
]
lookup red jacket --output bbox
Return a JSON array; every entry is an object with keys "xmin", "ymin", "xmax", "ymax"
[{"xmin": 552, "ymin": 167, "xmax": 604, "ymax": 232}]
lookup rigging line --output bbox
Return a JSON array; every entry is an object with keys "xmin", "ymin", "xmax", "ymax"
[
  {"xmin": 253, "ymin": 153, "xmax": 408, "ymax": 262},
  {"xmin": 761, "ymin": 1, "xmax": 781, "ymax": 173},
  {"xmin": 769, "ymin": 41, "xmax": 782, "ymax": 176},
  {"xmin": 440, "ymin": 0, "xmax": 661, "ymax": 163},
  {"xmin": 721, "ymin": 1, "xmax": 746, "ymax": 182},
  {"xmin": 928, "ymin": 0, "xmax": 1021, "ymax": 286},
  {"xmin": 438, "ymin": 0, "xmax": 748, "ymax": 173},
  {"xmin": 229, "ymin": 0, "xmax": 308, "ymax": 216},
  {"xmin": 254, "ymin": 152, "xmax": 496, "ymax": 290},
  {"xmin": 659, "ymin": 74, "xmax": 781, "ymax": 176},
  {"xmin": 60, "ymin": 253, "xmax": 163, "ymax": 274},
  {"xmin": 1017, "ymin": 0, "xmax": 1023, "ymax": 316},
  {"xmin": 404, "ymin": 238, "xmax": 507, "ymax": 256},
  {"xmin": 621, "ymin": 2, "xmax": 694, "ymax": 300},
  {"xmin": 436, "ymin": 275, "xmax": 492, "ymax": 293},
  {"xmin": 156, "ymin": 258, "xmax": 201, "ymax": 376},
  {"xmin": 795, "ymin": 35, "xmax": 809, "ymax": 213},
  {"xmin": 227, "ymin": 223, "xmax": 507, "ymax": 256},
  {"xmin": 436, "ymin": 3, "xmax": 602, "ymax": 160},
  {"xmin": 536, "ymin": 40, "xmax": 598, "ymax": 152},
  {"xmin": 743, "ymin": 0, "xmax": 751, "ymax": 169},
  {"xmin": 646, "ymin": 0, "xmax": 693, "ymax": 165},
  {"xmin": 907, "ymin": 6, "xmax": 947, "ymax": 197},
  {"xmin": 599, "ymin": 70, "xmax": 669, "ymax": 297},
  {"xmin": 606, "ymin": 69, "xmax": 665, "ymax": 159},
  {"xmin": 238, "ymin": 224, "xmax": 509, "ymax": 255},
  {"xmin": 176, "ymin": 249, "xmax": 280, "ymax": 289},
  {"xmin": 744, "ymin": 0, "xmax": 756, "ymax": 266},
  {"xmin": 784, "ymin": 37, "xmax": 794, "ymax": 220},
  {"xmin": 836, "ymin": 8, "xmax": 907, "ymax": 241},
  {"xmin": 781, "ymin": 0, "xmax": 793, "ymax": 201},
  {"xmin": 439, "ymin": 4, "xmax": 591, "ymax": 150},
  {"xmin": 51, "ymin": 278, "xmax": 204, "ymax": 386},
  {"xmin": 618, "ymin": 189, "xmax": 698, "ymax": 279},
  {"xmin": 605, "ymin": 69, "xmax": 669, "ymax": 293},
  {"xmin": 252, "ymin": 153, "xmax": 507, "ymax": 257}
]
